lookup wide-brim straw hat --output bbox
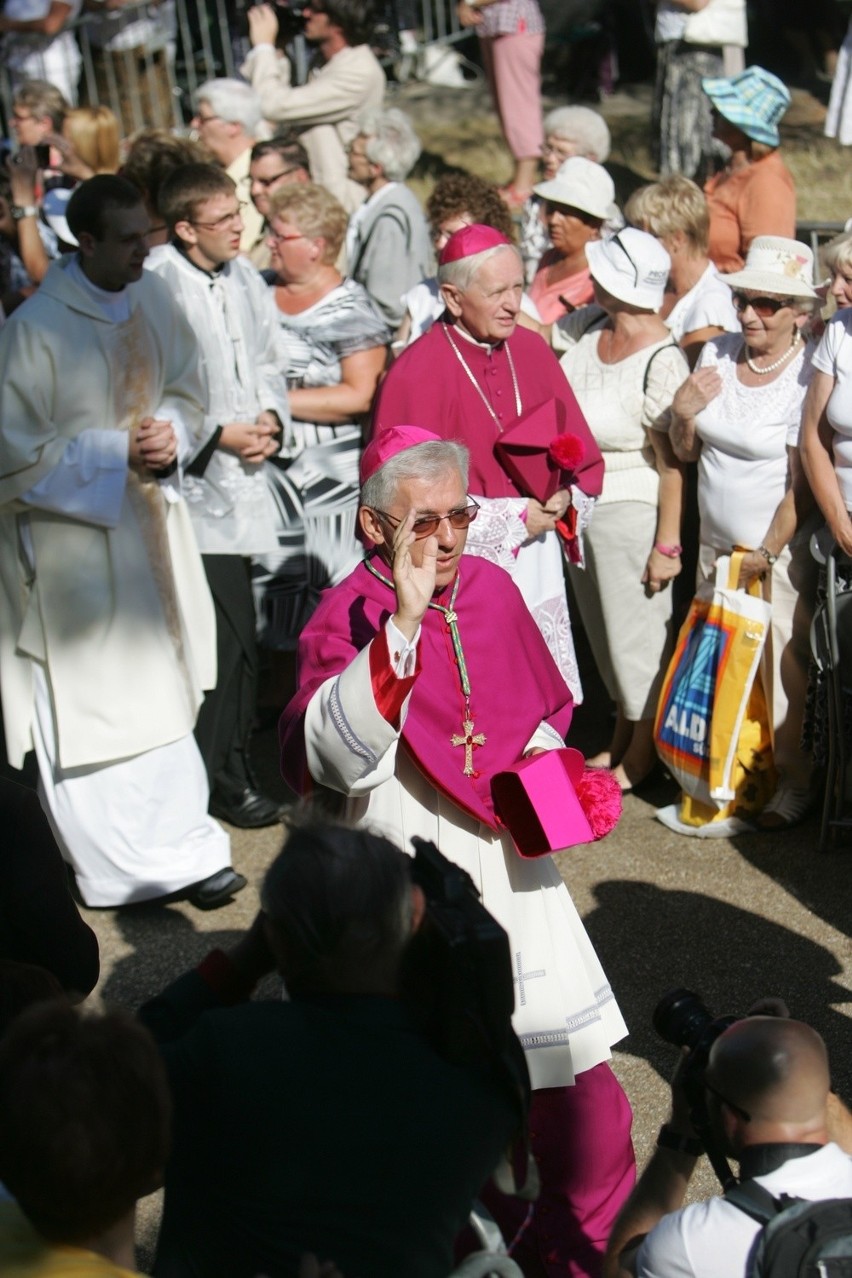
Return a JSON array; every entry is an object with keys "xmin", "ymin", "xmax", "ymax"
[{"xmin": 722, "ymin": 235, "xmax": 817, "ymax": 299}]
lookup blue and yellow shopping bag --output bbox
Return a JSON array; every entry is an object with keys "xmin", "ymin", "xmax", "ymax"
[{"xmin": 654, "ymin": 553, "xmax": 774, "ymax": 811}]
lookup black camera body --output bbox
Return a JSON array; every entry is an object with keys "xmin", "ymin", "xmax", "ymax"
[
  {"xmin": 653, "ymin": 987, "xmax": 740, "ymax": 1187},
  {"xmin": 401, "ymin": 837, "xmax": 531, "ymax": 1131},
  {"xmin": 235, "ymin": 0, "xmax": 306, "ymax": 46}
]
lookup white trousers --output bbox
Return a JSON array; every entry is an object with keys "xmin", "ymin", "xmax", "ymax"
[{"xmin": 32, "ymin": 664, "xmax": 231, "ymax": 907}]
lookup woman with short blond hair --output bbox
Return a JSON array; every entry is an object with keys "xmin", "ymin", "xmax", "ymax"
[
  {"xmin": 626, "ymin": 174, "xmax": 738, "ymax": 367},
  {"xmin": 254, "ymin": 183, "xmax": 390, "ymax": 651}
]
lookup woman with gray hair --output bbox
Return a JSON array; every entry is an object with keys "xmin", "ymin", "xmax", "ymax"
[
  {"xmin": 520, "ymin": 105, "xmax": 611, "ymax": 285},
  {"xmin": 668, "ymin": 236, "xmax": 820, "ymax": 831},
  {"xmin": 820, "ymin": 231, "xmax": 852, "ymax": 313},
  {"xmin": 346, "ymin": 106, "xmax": 432, "ymax": 328}
]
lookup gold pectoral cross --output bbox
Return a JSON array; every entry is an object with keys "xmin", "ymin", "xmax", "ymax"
[{"xmin": 452, "ymin": 717, "xmax": 486, "ymax": 776}]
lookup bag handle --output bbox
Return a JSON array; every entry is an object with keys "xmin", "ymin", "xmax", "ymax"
[
  {"xmin": 723, "ymin": 551, "xmax": 763, "ymax": 598},
  {"xmin": 724, "ymin": 552, "xmax": 744, "ymax": 592}
]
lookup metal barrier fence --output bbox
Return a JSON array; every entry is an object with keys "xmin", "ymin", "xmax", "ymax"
[{"xmin": 0, "ymin": 0, "xmax": 468, "ymax": 139}]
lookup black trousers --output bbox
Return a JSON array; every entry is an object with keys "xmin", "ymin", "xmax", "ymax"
[{"xmin": 194, "ymin": 555, "xmax": 258, "ymax": 804}]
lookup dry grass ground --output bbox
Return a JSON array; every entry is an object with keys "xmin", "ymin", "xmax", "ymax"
[{"xmin": 395, "ymin": 76, "xmax": 852, "ymax": 230}]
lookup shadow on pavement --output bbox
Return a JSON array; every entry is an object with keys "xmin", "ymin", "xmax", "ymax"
[{"xmin": 583, "ymin": 879, "xmax": 852, "ymax": 1097}]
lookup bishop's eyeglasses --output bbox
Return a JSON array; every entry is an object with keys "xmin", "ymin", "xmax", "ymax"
[{"xmin": 371, "ymin": 501, "xmax": 480, "ymax": 540}]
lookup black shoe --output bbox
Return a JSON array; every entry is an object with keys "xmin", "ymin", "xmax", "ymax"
[
  {"xmin": 186, "ymin": 868, "xmax": 248, "ymax": 910},
  {"xmin": 209, "ymin": 788, "xmax": 287, "ymax": 829}
]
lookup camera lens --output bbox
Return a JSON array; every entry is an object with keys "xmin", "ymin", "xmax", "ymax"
[{"xmin": 652, "ymin": 987, "xmax": 715, "ymax": 1050}]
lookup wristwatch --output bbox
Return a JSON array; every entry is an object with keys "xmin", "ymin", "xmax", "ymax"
[
  {"xmin": 11, "ymin": 204, "xmax": 38, "ymax": 221},
  {"xmin": 757, "ymin": 545, "xmax": 778, "ymax": 566}
]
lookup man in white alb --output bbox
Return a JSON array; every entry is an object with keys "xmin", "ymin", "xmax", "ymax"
[{"xmin": 0, "ymin": 175, "xmax": 242, "ymax": 910}]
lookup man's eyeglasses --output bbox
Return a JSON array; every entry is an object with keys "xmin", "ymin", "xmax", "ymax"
[
  {"xmin": 372, "ymin": 501, "xmax": 480, "ymax": 540},
  {"xmin": 189, "ymin": 202, "xmax": 247, "ymax": 231},
  {"xmin": 731, "ymin": 291, "xmax": 795, "ymax": 317},
  {"xmin": 252, "ymin": 167, "xmax": 301, "ymax": 188},
  {"xmin": 704, "ymin": 1079, "xmax": 751, "ymax": 1123}
]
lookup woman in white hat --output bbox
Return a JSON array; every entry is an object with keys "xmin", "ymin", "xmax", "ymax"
[
  {"xmin": 669, "ymin": 235, "xmax": 820, "ymax": 829},
  {"xmin": 520, "ymin": 105, "xmax": 611, "ymax": 285},
  {"xmin": 702, "ymin": 66, "xmax": 796, "ymax": 273},
  {"xmin": 528, "ymin": 156, "xmax": 617, "ymax": 325},
  {"xmin": 554, "ymin": 227, "xmax": 690, "ymax": 791}
]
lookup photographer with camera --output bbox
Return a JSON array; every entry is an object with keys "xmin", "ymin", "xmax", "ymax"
[
  {"xmin": 242, "ymin": 0, "xmax": 384, "ymax": 215},
  {"xmin": 605, "ymin": 1008, "xmax": 852, "ymax": 1278},
  {"xmin": 139, "ymin": 820, "xmax": 519, "ymax": 1278}
]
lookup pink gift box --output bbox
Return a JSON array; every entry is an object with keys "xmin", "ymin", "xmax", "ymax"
[{"xmin": 491, "ymin": 748, "xmax": 594, "ymax": 858}]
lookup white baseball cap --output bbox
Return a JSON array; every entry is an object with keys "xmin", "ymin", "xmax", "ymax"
[{"xmin": 586, "ymin": 228, "xmax": 671, "ymax": 311}]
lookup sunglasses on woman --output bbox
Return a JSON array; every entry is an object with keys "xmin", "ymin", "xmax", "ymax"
[{"xmin": 731, "ymin": 291, "xmax": 795, "ymax": 317}]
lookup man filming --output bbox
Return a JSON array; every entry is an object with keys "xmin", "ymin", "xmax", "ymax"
[
  {"xmin": 242, "ymin": 0, "xmax": 384, "ymax": 213},
  {"xmin": 606, "ymin": 1015, "xmax": 852, "ymax": 1278}
]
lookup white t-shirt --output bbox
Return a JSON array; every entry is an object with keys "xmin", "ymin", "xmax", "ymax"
[
  {"xmin": 666, "ymin": 264, "xmax": 739, "ymax": 344},
  {"xmin": 812, "ymin": 307, "xmax": 852, "ymax": 508},
  {"xmin": 636, "ymin": 1143, "xmax": 852, "ymax": 1278},
  {"xmin": 694, "ymin": 332, "xmax": 813, "ymax": 550},
  {"xmin": 655, "ymin": 1, "xmax": 689, "ymax": 42}
]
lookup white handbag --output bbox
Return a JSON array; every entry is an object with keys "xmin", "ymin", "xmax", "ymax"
[{"xmin": 683, "ymin": 0, "xmax": 747, "ymax": 48}]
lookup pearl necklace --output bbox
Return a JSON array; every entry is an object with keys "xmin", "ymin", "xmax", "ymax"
[{"xmin": 745, "ymin": 330, "xmax": 802, "ymax": 376}]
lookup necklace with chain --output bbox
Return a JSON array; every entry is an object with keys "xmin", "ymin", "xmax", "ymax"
[
  {"xmin": 442, "ymin": 323, "xmax": 522, "ymax": 431},
  {"xmin": 363, "ymin": 557, "xmax": 486, "ymax": 776},
  {"xmin": 745, "ymin": 330, "xmax": 802, "ymax": 376}
]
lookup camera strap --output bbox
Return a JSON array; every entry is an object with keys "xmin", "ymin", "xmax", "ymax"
[{"xmin": 738, "ymin": 1142, "xmax": 824, "ymax": 1179}]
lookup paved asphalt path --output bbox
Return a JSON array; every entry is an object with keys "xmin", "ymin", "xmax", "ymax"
[{"xmin": 83, "ymin": 640, "xmax": 852, "ymax": 1264}]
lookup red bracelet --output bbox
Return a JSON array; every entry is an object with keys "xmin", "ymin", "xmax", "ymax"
[{"xmin": 655, "ymin": 542, "xmax": 682, "ymax": 558}]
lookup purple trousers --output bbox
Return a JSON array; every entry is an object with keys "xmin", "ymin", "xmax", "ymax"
[{"xmin": 483, "ymin": 1061, "xmax": 636, "ymax": 1278}]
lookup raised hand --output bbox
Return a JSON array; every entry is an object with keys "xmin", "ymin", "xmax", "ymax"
[
  {"xmin": 248, "ymin": 2, "xmax": 279, "ymax": 46},
  {"xmin": 391, "ymin": 510, "xmax": 438, "ymax": 641}
]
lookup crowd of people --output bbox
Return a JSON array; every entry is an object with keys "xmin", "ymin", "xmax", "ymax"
[{"xmin": 3, "ymin": 0, "xmax": 852, "ymax": 1273}]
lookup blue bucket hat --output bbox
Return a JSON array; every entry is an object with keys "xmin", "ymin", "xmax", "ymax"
[{"xmin": 701, "ymin": 66, "xmax": 791, "ymax": 148}]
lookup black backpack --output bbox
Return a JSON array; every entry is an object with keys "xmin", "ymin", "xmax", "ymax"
[{"xmin": 725, "ymin": 1179, "xmax": 852, "ymax": 1277}]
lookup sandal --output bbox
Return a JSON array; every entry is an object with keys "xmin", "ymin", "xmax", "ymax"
[{"xmin": 756, "ymin": 786, "xmax": 815, "ymax": 831}]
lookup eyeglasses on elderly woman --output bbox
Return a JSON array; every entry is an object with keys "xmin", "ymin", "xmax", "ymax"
[{"xmin": 730, "ymin": 291, "xmax": 796, "ymax": 317}]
